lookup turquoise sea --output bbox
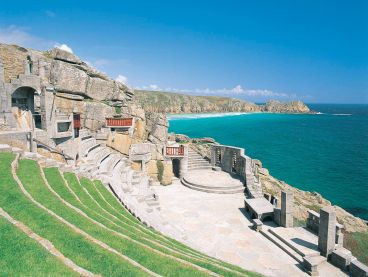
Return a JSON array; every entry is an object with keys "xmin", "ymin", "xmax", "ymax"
[{"xmin": 168, "ymin": 104, "xmax": 368, "ymax": 220}]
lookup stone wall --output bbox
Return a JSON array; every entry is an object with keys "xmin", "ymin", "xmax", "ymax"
[
  {"xmin": 0, "ymin": 44, "xmax": 28, "ymax": 82},
  {"xmin": 210, "ymin": 144, "xmax": 262, "ymax": 193},
  {"xmin": 0, "ymin": 130, "xmax": 33, "ymax": 151}
]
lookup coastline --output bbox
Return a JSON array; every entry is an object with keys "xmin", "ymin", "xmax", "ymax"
[{"xmin": 169, "ymin": 113, "xmax": 368, "ymax": 234}]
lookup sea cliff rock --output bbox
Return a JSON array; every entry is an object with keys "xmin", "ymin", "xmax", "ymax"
[
  {"xmin": 134, "ymin": 90, "xmax": 261, "ymax": 113},
  {"xmin": 261, "ymin": 100, "xmax": 311, "ymax": 113},
  {"xmin": 134, "ymin": 90, "xmax": 312, "ymax": 114}
]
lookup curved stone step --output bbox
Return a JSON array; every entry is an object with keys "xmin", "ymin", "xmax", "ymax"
[
  {"xmin": 181, "ymin": 178, "xmax": 244, "ymax": 194},
  {"xmin": 182, "ymin": 176, "xmax": 244, "ymax": 190}
]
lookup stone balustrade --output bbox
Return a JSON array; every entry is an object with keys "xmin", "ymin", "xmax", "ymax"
[{"xmin": 306, "ymin": 209, "xmax": 345, "ymax": 246}]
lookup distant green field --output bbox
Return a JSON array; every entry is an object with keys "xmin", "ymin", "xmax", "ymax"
[{"xmin": 0, "ymin": 152, "xmax": 261, "ymax": 277}]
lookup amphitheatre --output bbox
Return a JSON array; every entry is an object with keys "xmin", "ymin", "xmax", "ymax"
[{"xmin": 0, "ymin": 43, "xmax": 367, "ymax": 277}]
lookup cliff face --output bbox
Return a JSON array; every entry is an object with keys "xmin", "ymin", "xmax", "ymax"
[
  {"xmin": 134, "ymin": 90, "xmax": 312, "ymax": 114},
  {"xmin": 0, "ymin": 44, "xmax": 167, "ymax": 144},
  {"xmin": 133, "ymin": 90, "xmax": 260, "ymax": 113},
  {"xmin": 261, "ymin": 100, "xmax": 311, "ymax": 113}
]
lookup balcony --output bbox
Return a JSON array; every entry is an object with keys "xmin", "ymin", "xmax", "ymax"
[
  {"xmin": 165, "ymin": 146, "xmax": 185, "ymax": 157},
  {"xmin": 106, "ymin": 117, "xmax": 133, "ymax": 128}
]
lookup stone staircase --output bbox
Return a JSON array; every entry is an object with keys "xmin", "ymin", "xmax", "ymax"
[
  {"xmin": 188, "ymin": 148, "xmax": 211, "ymax": 171},
  {"xmin": 72, "ymin": 132, "xmax": 187, "ymax": 241},
  {"xmin": 260, "ymin": 226, "xmax": 327, "ymax": 274}
]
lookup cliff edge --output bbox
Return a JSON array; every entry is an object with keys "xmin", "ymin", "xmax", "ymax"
[{"xmin": 134, "ymin": 90, "xmax": 312, "ymax": 114}]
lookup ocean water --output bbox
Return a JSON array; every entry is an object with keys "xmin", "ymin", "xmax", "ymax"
[{"xmin": 168, "ymin": 104, "xmax": 368, "ymax": 220}]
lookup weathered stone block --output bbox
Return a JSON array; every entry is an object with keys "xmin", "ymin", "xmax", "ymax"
[
  {"xmin": 331, "ymin": 248, "xmax": 353, "ymax": 271},
  {"xmin": 252, "ymin": 219, "xmax": 262, "ymax": 232},
  {"xmin": 51, "ymin": 60, "xmax": 88, "ymax": 94},
  {"xmin": 48, "ymin": 48, "xmax": 82, "ymax": 64},
  {"xmin": 274, "ymin": 207, "xmax": 281, "ymax": 225},
  {"xmin": 350, "ymin": 259, "xmax": 368, "ymax": 277},
  {"xmin": 318, "ymin": 206, "xmax": 336, "ymax": 257},
  {"xmin": 86, "ymin": 77, "xmax": 122, "ymax": 101},
  {"xmin": 107, "ymin": 133, "xmax": 132, "ymax": 155},
  {"xmin": 281, "ymin": 191, "xmax": 293, "ymax": 228}
]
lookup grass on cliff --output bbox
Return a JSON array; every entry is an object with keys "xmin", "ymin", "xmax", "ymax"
[
  {"xmin": 344, "ymin": 232, "xmax": 368, "ymax": 265},
  {"xmin": 18, "ymin": 159, "xmax": 209, "ymax": 277},
  {"xmin": 0, "ymin": 153, "xmax": 147, "ymax": 276},
  {"xmin": 0, "ymin": 152, "xmax": 262, "ymax": 276},
  {"xmin": 26, "ymin": 160, "xmax": 261, "ymax": 276},
  {"xmin": 0, "ymin": 216, "xmax": 77, "ymax": 276}
]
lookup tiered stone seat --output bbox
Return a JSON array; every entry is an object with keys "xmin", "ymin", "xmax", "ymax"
[
  {"xmin": 98, "ymin": 154, "xmax": 121, "ymax": 175},
  {"xmin": 80, "ymin": 137, "xmax": 98, "ymax": 156}
]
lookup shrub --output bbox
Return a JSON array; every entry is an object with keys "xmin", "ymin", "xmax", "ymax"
[{"xmin": 115, "ymin": 106, "xmax": 121, "ymax": 114}]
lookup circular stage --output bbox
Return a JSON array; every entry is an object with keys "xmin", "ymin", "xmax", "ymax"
[{"xmin": 181, "ymin": 169, "xmax": 245, "ymax": 194}]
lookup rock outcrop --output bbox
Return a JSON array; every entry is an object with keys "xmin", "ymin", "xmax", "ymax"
[
  {"xmin": 134, "ymin": 90, "xmax": 261, "ymax": 113},
  {"xmin": 0, "ymin": 43, "xmax": 167, "ymax": 145},
  {"xmin": 261, "ymin": 100, "xmax": 311, "ymax": 113},
  {"xmin": 134, "ymin": 90, "xmax": 313, "ymax": 114}
]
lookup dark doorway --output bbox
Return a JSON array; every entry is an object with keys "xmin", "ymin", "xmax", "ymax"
[
  {"xmin": 11, "ymin": 86, "xmax": 36, "ymax": 113},
  {"xmin": 172, "ymin": 159, "xmax": 181, "ymax": 178},
  {"xmin": 73, "ymin": 113, "xmax": 81, "ymax": 138}
]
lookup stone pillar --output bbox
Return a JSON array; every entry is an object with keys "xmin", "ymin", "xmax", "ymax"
[
  {"xmin": 318, "ymin": 206, "xmax": 336, "ymax": 257},
  {"xmin": 210, "ymin": 146, "xmax": 216, "ymax": 167},
  {"xmin": 281, "ymin": 191, "xmax": 293, "ymax": 228}
]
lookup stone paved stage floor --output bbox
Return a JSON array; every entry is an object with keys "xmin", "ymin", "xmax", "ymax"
[
  {"xmin": 155, "ymin": 181, "xmax": 348, "ymax": 277},
  {"xmin": 182, "ymin": 170, "xmax": 245, "ymax": 193}
]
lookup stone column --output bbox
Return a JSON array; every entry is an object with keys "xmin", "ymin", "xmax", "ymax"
[
  {"xmin": 318, "ymin": 206, "xmax": 336, "ymax": 257},
  {"xmin": 210, "ymin": 146, "xmax": 216, "ymax": 167},
  {"xmin": 281, "ymin": 191, "xmax": 293, "ymax": 228}
]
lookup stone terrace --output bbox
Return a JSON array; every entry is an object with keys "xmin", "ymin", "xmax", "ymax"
[{"xmin": 155, "ymin": 180, "xmax": 348, "ymax": 277}]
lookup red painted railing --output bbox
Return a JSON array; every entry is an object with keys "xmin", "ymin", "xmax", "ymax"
[
  {"xmin": 106, "ymin": 117, "xmax": 133, "ymax": 127},
  {"xmin": 166, "ymin": 146, "xmax": 185, "ymax": 156}
]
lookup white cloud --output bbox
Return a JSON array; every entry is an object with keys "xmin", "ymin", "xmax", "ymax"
[
  {"xmin": 135, "ymin": 84, "xmax": 162, "ymax": 91},
  {"xmin": 45, "ymin": 10, "xmax": 56, "ymax": 18},
  {"xmin": 134, "ymin": 84, "xmax": 294, "ymax": 99},
  {"xmin": 148, "ymin": 84, "xmax": 162, "ymax": 91},
  {"xmin": 54, "ymin": 43, "xmax": 73, "ymax": 53},
  {"xmin": 116, "ymin": 75, "xmax": 128, "ymax": 85},
  {"xmin": 0, "ymin": 25, "xmax": 52, "ymax": 49}
]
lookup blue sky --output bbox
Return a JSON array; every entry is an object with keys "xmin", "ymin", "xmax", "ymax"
[{"xmin": 0, "ymin": 0, "xmax": 367, "ymax": 103}]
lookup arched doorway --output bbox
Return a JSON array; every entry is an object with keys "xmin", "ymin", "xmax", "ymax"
[
  {"xmin": 11, "ymin": 86, "xmax": 36, "ymax": 112},
  {"xmin": 172, "ymin": 158, "xmax": 181, "ymax": 178},
  {"xmin": 11, "ymin": 86, "xmax": 40, "ymax": 129}
]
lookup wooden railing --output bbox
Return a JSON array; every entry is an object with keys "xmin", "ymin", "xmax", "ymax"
[
  {"xmin": 106, "ymin": 117, "xmax": 133, "ymax": 127},
  {"xmin": 166, "ymin": 146, "xmax": 185, "ymax": 156}
]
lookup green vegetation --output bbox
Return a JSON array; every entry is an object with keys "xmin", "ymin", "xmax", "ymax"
[
  {"xmin": 157, "ymin": 160, "xmax": 164, "ymax": 182},
  {"xmin": 0, "ymin": 216, "xmax": 77, "ymax": 276},
  {"xmin": 344, "ymin": 232, "xmax": 368, "ymax": 265},
  {"xmin": 0, "ymin": 153, "xmax": 148, "ymax": 276},
  {"xmin": 133, "ymin": 89, "xmax": 258, "ymax": 114},
  {"xmin": 0, "ymin": 153, "xmax": 261, "ymax": 276},
  {"xmin": 115, "ymin": 106, "xmax": 121, "ymax": 114}
]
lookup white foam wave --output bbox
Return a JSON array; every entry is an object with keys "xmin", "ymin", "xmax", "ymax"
[
  {"xmin": 168, "ymin": 112, "xmax": 249, "ymax": 120},
  {"xmin": 332, "ymin": 113, "xmax": 352, "ymax": 116}
]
